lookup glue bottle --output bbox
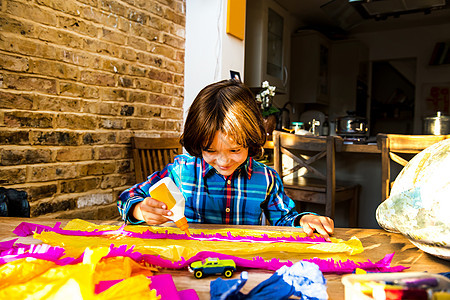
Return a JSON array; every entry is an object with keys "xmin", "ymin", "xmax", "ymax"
[{"xmin": 148, "ymin": 177, "xmax": 191, "ymax": 236}]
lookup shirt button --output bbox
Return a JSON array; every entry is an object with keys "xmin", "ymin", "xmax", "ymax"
[
  {"xmin": 227, "ymin": 180, "xmax": 231, "ymax": 185},
  {"xmin": 225, "ymin": 208, "xmax": 230, "ymax": 213}
]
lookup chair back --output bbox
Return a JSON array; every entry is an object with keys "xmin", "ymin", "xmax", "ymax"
[
  {"xmin": 132, "ymin": 137, "xmax": 182, "ymax": 183},
  {"xmin": 377, "ymin": 133, "xmax": 450, "ymax": 202},
  {"xmin": 273, "ymin": 131, "xmax": 344, "ymax": 217}
]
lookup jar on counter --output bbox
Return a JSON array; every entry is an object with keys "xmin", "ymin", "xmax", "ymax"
[{"xmin": 292, "ymin": 122, "xmax": 311, "ymax": 135}]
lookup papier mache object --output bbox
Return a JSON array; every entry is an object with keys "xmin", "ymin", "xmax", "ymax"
[
  {"xmin": 376, "ymin": 139, "xmax": 450, "ymax": 260},
  {"xmin": 149, "ymin": 177, "xmax": 191, "ymax": 236}
]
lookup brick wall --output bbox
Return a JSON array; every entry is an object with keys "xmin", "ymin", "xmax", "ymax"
[{"xmin": 0, "ymin": 0, "xmax": 185, "ymax": 218}]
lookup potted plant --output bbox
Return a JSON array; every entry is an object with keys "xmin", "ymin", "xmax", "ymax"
[{"xmin": 255, "ymin": 81, "xmax": 279, "ymax": 136}]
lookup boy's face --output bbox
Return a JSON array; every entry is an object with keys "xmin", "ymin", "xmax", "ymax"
[{"xmin": 202, "ymin": 131, "xmax": 249, "ymax": 176}]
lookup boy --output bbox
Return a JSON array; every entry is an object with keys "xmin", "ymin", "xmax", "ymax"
[{"xmin": 118, "ymin": 79, "xmax": 334, "ymax": 240}]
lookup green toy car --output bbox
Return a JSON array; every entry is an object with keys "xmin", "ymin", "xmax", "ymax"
[{"xmin": 189, "ymin": 257, "xmax": 236, "ymax": 279}]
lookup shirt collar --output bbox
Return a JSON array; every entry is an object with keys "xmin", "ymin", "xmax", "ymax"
[{"xmin": 202, "ymin": 157, "xmax": 253, "ymax": 180}]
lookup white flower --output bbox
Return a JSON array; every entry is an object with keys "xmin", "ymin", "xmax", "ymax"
[{"xmin": 256, "ymin": 81, "xmax": 276, "ymax": 110}]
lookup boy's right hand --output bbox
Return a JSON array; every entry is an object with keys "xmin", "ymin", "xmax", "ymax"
[{"xmin": 133, "ymin": 197, "xmax": 173, "ymax": 225}]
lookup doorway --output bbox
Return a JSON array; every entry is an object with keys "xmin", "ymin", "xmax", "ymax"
[{"xmin": 369, "ymin": 58, "xmax": 416, "ymax": 135}]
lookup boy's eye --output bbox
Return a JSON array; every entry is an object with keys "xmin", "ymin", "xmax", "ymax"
[
  {"xmin": 204, "ymin": 149, "xmax": 215, "ymax": 153},
  {"xmin": 230, "ymin": 149, "xmax": 241, "ymax": 153}
]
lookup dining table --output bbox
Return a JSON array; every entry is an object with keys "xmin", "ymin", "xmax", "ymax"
[{"xmin": 1, "ymin": 217, "xmax": 449, "ymax": 299}]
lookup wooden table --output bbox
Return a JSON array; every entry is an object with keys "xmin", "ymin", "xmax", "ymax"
[{"xmin": 1, "ymin": 218, "xmax": 449, "ymax": 299}]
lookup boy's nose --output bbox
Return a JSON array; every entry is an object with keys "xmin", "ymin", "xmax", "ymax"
[{"xmin": 217, "ymin": 154, "xmax": 230, "ymax": 165}]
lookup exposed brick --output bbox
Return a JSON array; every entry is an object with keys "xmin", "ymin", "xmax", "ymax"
[
  {"xmin": 0, "ymin": 131, "xmax": 30, "ymax": 145},
  {"xmin": 129, "ymin": 65, "xmax": 146, "ymax": 77},
  {"xmin": 101, "ymin": 28, "xmax": 127, "ymax": 45},
  {"xmin": 148, "ymin": 118, "xmax": 165, "ymax": 130},
  {"xmin": 80, "ymin": 70, "xmax": 116, "ymax": 87},
  {"xmin": 0, "ymin": 0, "xmax": 185, "ymax": 218},
  {"xmin": 83, "ymin": 38, "xmax": 120, "ymax": 58},
  {"xmin": 99, "ymin": 117, "xmax": 125, "ymax": 129},
  {"xmin": 116, "ymin": 159, "xmax": 132, "ymax": 174},
  {"xmin": 0, "ymin": 53, "xmax": 30, "ymax": 72},
  {"xmin": 58, "ymin": 16, "xmax": 97, "ymax": 37},
  {"xmin": 161, "ymin": 33, "xmax": 184, "ymax": 49},
  {"xmin": 60, "ymin": 82, "xmax": 99, "ymax": 98},
  {"xmin": 96, "ymin": 146, "xmax": 127, "ymax": 160},
  {"xmin": 135, "ymin": 77, "xmax": 162, "ymax": 92},
  {"xmin": 31, "ymin": 58, "xmax": 79, "ymax": 80},
  {"xmin": 4, "ymin": 111, "xmax": 54, "ymax": 128},
  {"xmin": 0, "ymin": 15, "xmax": 35, "ymax": 37},
  {"xmin": 100, "ymin": 174, "xmax": 122, "ymax": 189},
  {"xmin": 0, "ymin": 91, "xmax": 33, "ymax": 109},
  {"xmin": 77, "ymin": 192, "xmax": 113, "ymax": 208},
  {"xmin": 117, "ymin": 76, "xmax": 134, "ymax": 88},
  {"xmin": 35, "ymin": 95, "xmax": 81, "ymax": 112},
  {"xmin": 60, "ymin": 178, "xmax": 99, "ymax": 193},
  {"xmin": 7, "ymin": 0, "xmax": 58, "ymax": 26},
  {"xmin": 82, "ymin": 132, "xmax": 117, "ymax": 145},
  {"xmin": 128, "ymin": 91, "xmax": 147, "ymax": 103},
  {"xmin": 120, "ymin": 105, "xmax": 134, "ymax": 116},
  {"xmin": 56, "ymin": 113, "xmax": 98, "ymax": 130},
  {"xmin": 100, "ymin": 88, "xmax": 127, "ymax": 102},
  {"xmin": 161, "ymin": 107, "xmax": 183, "ymax": 119},
  {"xmin": 126, "ymin": 118, "xmax": 150, "ymax": 130},
  {"xmin": 164, "ymin": 60, "xmax": 184, "ymax": 73},
  {"xmin": 38, "ymin": 27, "xmax": 83, "ymax": 48},
  {"xmin": 56, "ymin": 147, "xmax": 93, "ymax": 162},
  {"xmin": 138, "ymin": 105, "xmax": 161, "ymax": 118},
  {"xmin": 165, "ymin": 119, "xmax": 182, "ymax": 131},
  {"xmin": 148, "ymin": 68, "xmax": 173, "ymax": 82},
  {"xmin": 25, "ymin": 183, "xmax": 58, "ymax": 201},
  {"xmin": 128, "ymin": 36, "xmax": 149, "ymax": 52},
  {"xmin": 99, "ymin": 0, "xmax": 128, "ymax": 18},
  {"xmin": 100, "ymin": 58, "xmax": 127, "ymax": 74},
  {"xmin": 1, "ymin": 148, "xmax": 53, "ymax": 166},
  {"xmin": 78, "ymin": 161, "xmax": 116, "ymax": 176},
  {"xmin": 81, "ymin": 6, "xmax": 119, "ymax": 29},
  {"xmin": 59, "ymin": 49, "xmax": 100, "ymax": 68},
  {"xmin": 36, "ymin": 0, "xmax": 83, "ymax": 16},
  {"xmin": 132, "ymin": 23, "xmax": 160, "ymax": 43},
  {"xmin": 31, "ymin": 131, "xmax": 80, "ymax": 146},
  {"xmin": 0, "ymin": 166, "xmax": 26, "ymax": 185},
  {"xmin": 148, "ymin": 93, "xmax": 171, "ymax": 106},
  {"xmin": 162, "ymin": 6, "xmax": 185, "ymax": 26},
  {"xmin": 31, "ymin": 197, "xmax": 77, "ymax": 216},
  {"xmin": 163, "ymin": 84, "xmax": 183, "ymax": 97},
  {"xmin": 28, "ymin": 164, "xmax": 78, "ymax": 182},
  {"xmin": 120, "ymin": 47, "xmax": 138, "ymax": 62},
  {"xmin": 4, "ymin": 74, "xmax": 57, "ymax": 94}
]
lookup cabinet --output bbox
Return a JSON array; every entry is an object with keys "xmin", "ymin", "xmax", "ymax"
[
  {"xmin": 244, "ymin": 0, "xmax": 290, "ymax": 93},
  {"xmin": 290, "ymin": 30, "xmax": 331, "ymax": 104},
  {"xmin": 328, "ymin": 39, "xmax": 369, "ymax": 120}
]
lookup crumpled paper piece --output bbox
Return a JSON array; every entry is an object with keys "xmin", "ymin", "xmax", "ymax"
[
  {"xmin": 210, "ymin": 261, "xmax": 328, "ymax": 300},
  {"xmin": 14, "ymin": 219, "xmax": 364, "ymax": 263},
  {"xmin": 0, "ymin": 247, "xmax": 158, "ymax": 299}
]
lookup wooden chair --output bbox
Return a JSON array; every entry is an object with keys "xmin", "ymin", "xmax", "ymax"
[
  {"xmin": 273, "ymin": 131, "xmax": 360, "ymax": 227},
  {"xmin": 131, "ymin": 137, "xmax": 182, "ymax": 183},
  {"xmin": 377, "ymin": 133, "xmax": 450, "ymax": 202}
]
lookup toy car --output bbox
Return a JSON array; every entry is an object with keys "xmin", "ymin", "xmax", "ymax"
[{"xmin": 189, "ymin": 257, "xmax": 236, "ymax": 279}]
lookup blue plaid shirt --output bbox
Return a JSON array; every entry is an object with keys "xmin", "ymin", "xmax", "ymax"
[{"xmin": 118, "ymin": 154, "xmax": 305, "ymax": 226}]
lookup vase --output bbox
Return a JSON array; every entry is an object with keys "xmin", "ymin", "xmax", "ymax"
[{"xmin": 263, "ymin": 114, "xmax": 277, "ymax": 137}]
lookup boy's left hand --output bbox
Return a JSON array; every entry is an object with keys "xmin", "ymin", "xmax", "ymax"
[{"xmin": 299, "ymin": 214, "xmax": 334, "ymax": 241}]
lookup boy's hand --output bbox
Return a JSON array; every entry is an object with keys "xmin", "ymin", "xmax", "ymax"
[
  {"xmin": 133, "ymin": 197, "xmax": 172, "ymax": 225},
  {"xmin": 299, "ymin": 214, "xmax": 334, "ymax": 241}
]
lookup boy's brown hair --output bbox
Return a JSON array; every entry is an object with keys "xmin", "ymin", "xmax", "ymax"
[{"xmin": 181, "ymin": 79, "xmax": 266, "ymax": 158}]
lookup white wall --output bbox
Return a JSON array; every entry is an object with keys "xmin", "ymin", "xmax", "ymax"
[
  {"xmin": 353, "ymin": 23, "xmax": 450, "ymax": 133},
  {"xmin": 184, "ymin": 0, "xmax": 246, "ymax": 120}
]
